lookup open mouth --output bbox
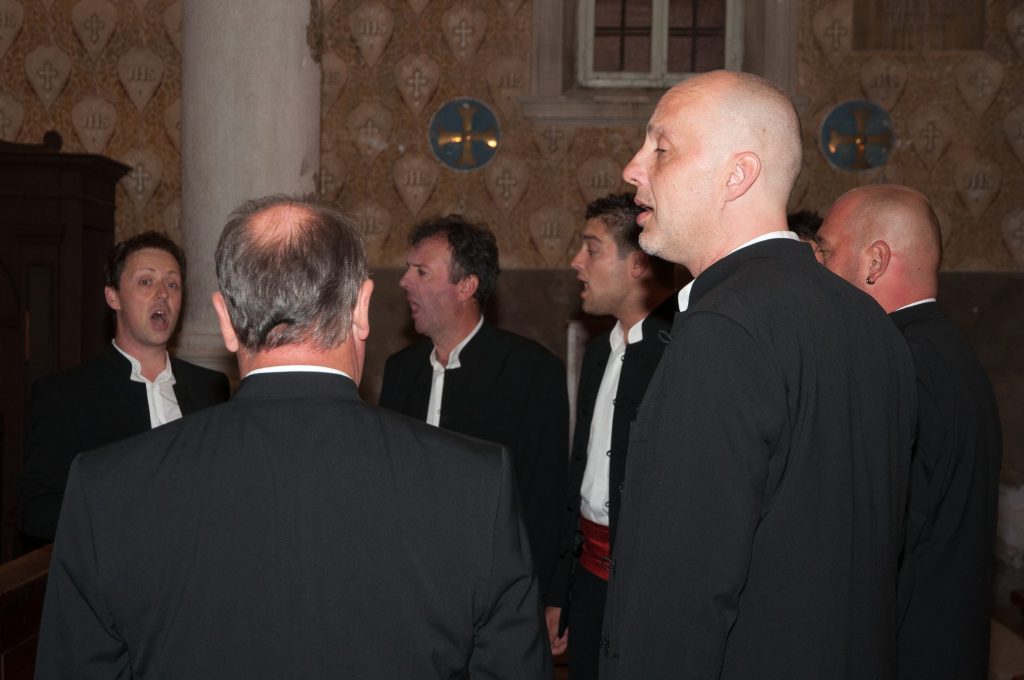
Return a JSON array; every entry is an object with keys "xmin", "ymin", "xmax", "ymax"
[
  {"xmin": 634, "ymin": 199, "xmax": 653, "ymax": 224},
  {"xmin": 150, "ymin": 310, "xmax": 169, "ymax": 330}
]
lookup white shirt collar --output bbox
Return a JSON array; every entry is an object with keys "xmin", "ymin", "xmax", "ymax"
[
  {"xmin": 430, "ymin": 316, "xmax": 484, "ymax": 371},
  {"xmin": 893, "ymin": 298, "xmax": 937, "ymax": 312},
  {"xmin": 678, "ymin": 231, "xmax": 799, "ymax": 312},
  {"xmin": 112, "ymin": 340, "xmax": 174, "ymax": 384},
  {"xmin": 245, "ymin": 365, "xmax": 352, "ymax": 380},
  {"xmin": 609, "ymin": 318, "xmax": 645, "ymax": 353}
]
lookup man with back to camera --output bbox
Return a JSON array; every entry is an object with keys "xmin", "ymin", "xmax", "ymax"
[
  {"xmin": 816, "ymin": 184, "xmax": 1002, "ymax": 680},
  {"xmin": 35, "ymin": 195, "xmax": 550, "ymax": 678},
  {"xmin": 379, "ymin": 214, "xmax": 569, "ymax": 600},
  {"xmin": 545, "ymin": 192, "xmax": 676, "ymax": 678},
  {"xmin": 600, "ymin": 70, "xmax": 917, "ymax": 679},
  {"xmin": 17, "ymin": 231, "xmax": 229, "ymax": 544}
]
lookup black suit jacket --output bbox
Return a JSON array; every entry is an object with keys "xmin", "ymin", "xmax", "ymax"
[
  {"xmin": 17, "ymin": 343, "xmax": 229, "ymax": 541},
  {"xmin": 36, "ymin": 372, "xmax": 550, "ymax": 679},
  {"xmin": 548, "ymin": 298, "xmax": 675, "ymax": 608},
  {"xmin": 379, "ymin": 322, "xmax": 569, "ymax": 599},
  {"xmin": 601, "ymin": 239, "xmax": 917, "ymax": 679},
  {"xmin": 893, "ymin": 302, "xmax": 1002, "ymax": 680}
]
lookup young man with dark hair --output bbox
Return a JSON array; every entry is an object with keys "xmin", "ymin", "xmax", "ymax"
[
  {"xmin": 380, "ymin": 214, "xmax": 569, "ymax": 601},
  {"xmin": 17, "ymin": 230, "xmax": 228, "ymax": 542},
  {"xmin": 546, "ymin": 192, "xmax": 676, "ymax": 678}
]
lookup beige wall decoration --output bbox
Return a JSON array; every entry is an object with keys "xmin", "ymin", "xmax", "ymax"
[
  {"xmin": 130, "ymin": 0, "xmax": 148, "ymax": 14},
  {"xmin": 348, "ymin": 100, "xmax": 392, "ymax": 162},
  {"xmin": 394, "ymin": 52, "xmax": 439, "ymax": 116},
  {"xmin": 497, "ymin": 0, "xmax": 523, "ymax": 17},
  {"xmin": 319, "ymin": 151, "xmax": 347, "ymax": 201},
  {"xmin": 485, "ymin": 154, "xmax": 529, "ymax": 215},
  {"xmin": 162, "ymin": 1, "xmax": 179, "ymax": 53},
  {"xmin": 71, "ymin": 95, "xmax": 116, "ymax": 152},
  {"xmin": 954, "ymin": 156, "xmax": 1001, "ymax": 222},
  {"xmin": 350, "ymin": 1, "xmax": 393, "ymax": 68},
  {"xmin": 859, "ymin": 55, "xmax": 906, "ymax": 111},
  {"xmin": 1006, "ymin": 103, "xmax": 1024, "ymax": 168},
  {"xmin": 71, "ymin": 0, "xmax": 117, "ymax": 61},
  {"xmin": 528, "ymin": 206, "xmax": 573, "ymax": 267},
  {"xmin": 533, "ymin": 125, "xmax": 574, "ymax": 160},
  {"xmin": 909, "ymin": 104, "xmax": 954, "ymax": 166},
  {"xmin": 322, "ymin": 51, "xmax": 349, "ymax": 112},
  {"xmin": 117, "ymin": 46, "xmax": 163, "ymax": 111},
  {"xmin": 162, "ymin": 198, "xmax": 179, "ymax": 233},
  {"xmin": 0, "ymin": 0, "xmax": 23, "ymax": 61},
  {"xmin": 25, "ymin": 45, "xmax": 71, "ymax": 110},
  {"xmin": 486, "ymin": 56, "xmax": 526, "ymax": 116},
  {"xmin": 0, "ymin": 93, "xmax": 23, "ymax": 141},
  {"xmin": 955, "ymin": 53, "xmax": 1004, "ymax": 118},
  {"xmin": 392, "ymin": 151, "xmax": 438, "ymax": 215},
  {"xmin": 442, "ymin": 5, "xmax": 486, "ymax": 62},
  {"xmin": 1003, "ymin": 208, "xmax": 1024, "ymax": 267},
  {"xmin": 812, "ymin": 0, "xmax": 852, "ymax": 69},
  {"xmin": 119, "ymin": 147, "xmax": 162, "ymax": 213},
  {"xmin": 576, "ymin": 155, "xmax": 623, "ymax": 204},
  {"xmin": 350, "ymin": 200, "xmax": 393, "ymax": 260}
]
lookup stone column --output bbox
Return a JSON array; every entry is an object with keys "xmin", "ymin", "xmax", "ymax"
[{"xmin": 176, "ymin": 0, "xmax": 321, "ymax": 375}]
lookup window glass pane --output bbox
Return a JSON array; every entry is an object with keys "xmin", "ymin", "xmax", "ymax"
[
  {"xmin": 623, "ymin": 35, "xmax": 652, "ymax": 71},
  {"xmin": 697, "ymin": 0, "xmax": 726, "ymax": 26},
  {"xmin": 668, "ymin": 36, "xmax": 694, "ymax": 72},
  {"xmin": 625, "ymin": 1, "xmax": 652, "ymax": 27},
  {"xmin": 694, "ymin": 35, "xmax": 725, "ymax": 71},
  {"xmin": 669, "ymin": 0, "xmax": 694, "ymax": 27},
  {"xmin": 594, "ymin": 35, "xmax": 624, "ymax": 71},
  {"xmin": 595, "ymin": 0, "xmax": 624, "ymax": 27}
]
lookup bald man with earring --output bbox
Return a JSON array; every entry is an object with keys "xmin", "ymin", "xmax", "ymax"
[{"xmin": 817, "ymin": 184, "xmax": 1002, "ymax": 680}]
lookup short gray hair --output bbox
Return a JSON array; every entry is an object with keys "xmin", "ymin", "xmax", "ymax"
[{"xmin": 215, "ymin": 194, "xmax": 368, "ymax": 354}]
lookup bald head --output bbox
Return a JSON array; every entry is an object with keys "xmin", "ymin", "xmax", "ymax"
[
  {"xmin": 672, "ymin": 71, "xmax": 803, "ymax": 202},
  {"xmin": 817, "ymin": 184, "xmax": 941, "ymax": 312},
  {"xmin": 622, "ymin": 71, "xmax": 804, "ymax": 274}
]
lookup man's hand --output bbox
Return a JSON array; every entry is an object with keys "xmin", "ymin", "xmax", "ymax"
[{"xmin": 544, "ymin": 606, "xmax": 569, "ymax": 656}]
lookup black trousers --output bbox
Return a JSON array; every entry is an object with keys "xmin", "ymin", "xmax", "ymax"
[{"xmin": 568, "ymin": 564, "xmax": 608, "ymax": 680}]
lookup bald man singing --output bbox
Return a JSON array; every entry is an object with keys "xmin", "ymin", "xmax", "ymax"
[
  {"xmin": 818, "ymin": 185, "xmax": 1002, "ymax": 680},
  {"xmin": 602, "ymin": 71, "xmax": 917, "ymax": 679}
]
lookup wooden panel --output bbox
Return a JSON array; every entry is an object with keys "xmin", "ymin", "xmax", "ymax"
[
  {"xmin": 0, "ymin": 546, "xmax": 51, "ymax": 680},
  {"xmin": 853, "ymin": 0, "xmax": 984, "ymax": 51}
]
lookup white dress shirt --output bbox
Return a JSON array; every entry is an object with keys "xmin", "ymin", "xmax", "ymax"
[
  {"xmin": 426, "ymin": 316, "xmax": 484, "ymax": 427},
  {"xmin": 246, "ymin": 365, "xmax": 352, "ymax": 379},
  {"xmin": 112, "ymin": 341, "xmax": 181, "ymax": 428},
  {"xmin": 579, "ymin": 319, "xmax": 644, "ymax": 525}
]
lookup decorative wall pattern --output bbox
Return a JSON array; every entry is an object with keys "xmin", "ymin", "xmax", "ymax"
[
  {"xmin": 798, "ymin": 0, "xmax": 1024, "ymax": 270},
  {"xmin": 320, "ymin": 0, "xmax": 637, "ymax": 268},
  {"xmin": 0, "ymin": 0, "xmax": 183, "ymax": 242},
  {"xmin": 1, "ymin": 0, "xmax": 1021, "ymax": 271}
]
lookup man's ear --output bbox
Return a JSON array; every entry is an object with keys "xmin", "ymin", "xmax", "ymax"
[
  {"xmin": 211, "ymin": 291, "xmax": 239, "ymax": 353},
  {"xmin": 724, "ymin": 152, "xmax": 761, "ymax": 202},
  {"xmin": 456, "ymin": 274, "xmax": 479, "ymax": 302},
  {"xmin": 351, "ymin": 278, "xmax": 374, "ymax": 342},
  {"xmin": 865, "ymin": 240, "xmax": 891, "ymax": 286},
  {"xmin": 104, "ymin": 286, "xmax": 121, "ymax": 312},
  {"xmin": 628, "ymin": 250, "xmax": 650, "ymax": 280}
]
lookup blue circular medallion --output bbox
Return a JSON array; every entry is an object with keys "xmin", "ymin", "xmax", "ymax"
[
  {"xmin": 820, "ymin": 100, "xmax": 894, "ymax": 172},
  {"xmin": 429, "ymin": 98, "xmax": 500, "ymax": 172}
]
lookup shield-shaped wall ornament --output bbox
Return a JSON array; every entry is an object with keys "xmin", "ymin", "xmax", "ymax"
[
  {"xmin": 26, "ymin": 45, "xmax": 72, "ymax": 110},
  {"xmin": 350, "ymin": 1, "xmax": 394, "ymax": 68},
  {"xmin": 72, "ymin": 0, "xmax": 117, "ymax": 61},
  {"xmin": 576, "ymin": 156, "xmax": 622, "ymax": 203},
  {"xmin": 953, "ymin": 156, "xmax": 1001, "ymax": 221},
  {"xmin": 118, "ymin": 47, "xmax": 164, "ymax": 112},
  {"xmin": 72, "ymin": 96, "xmax": 117, "ymax": 153},
  {"xmin": 120, "ymin": 148, "xmax": 163, "ymax": 212},
  {"xmin": 392, "ymin": 153, "xmax": 438, "ymax": 215},
  {"xmin": 486, "ymin": 155, "xmax": 530, "ymax": 215}
]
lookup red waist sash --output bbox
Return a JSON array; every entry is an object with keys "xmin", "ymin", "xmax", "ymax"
[{"xmin": 579, "ymin": 514, "xmax": 611, "ymax": 582}]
